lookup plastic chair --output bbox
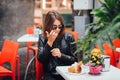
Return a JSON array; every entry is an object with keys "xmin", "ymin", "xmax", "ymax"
[
  {"xmin": 36, "ymin": 54, "xmax": 44, "ymax": 80},
  {"xmin": 112, "ymin": 38, "xmax": 120, "ymax": 68},
  {"xmin": 0, "ymin": 39, "xmax": 20, "ymax": 80},
  {"xmin": 103, "ymin": 43, "xmax": 116, "ymax": 66},
  {"xmin": 31, "ymin": 48, "xmax": 44, "ymax": 80},
  {"xmin": 26, "ymin": 27, "xmax": 38, "ymax": 65}
]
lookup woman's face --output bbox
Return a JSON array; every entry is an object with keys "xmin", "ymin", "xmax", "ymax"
[{"xmin": 52, "ymin": 19, "xmax": 62, "ymax": 35}]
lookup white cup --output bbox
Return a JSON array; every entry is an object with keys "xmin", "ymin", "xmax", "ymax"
[{"xmin": 101, "ymin": 55, "xmax": 110, "ymax": 72}]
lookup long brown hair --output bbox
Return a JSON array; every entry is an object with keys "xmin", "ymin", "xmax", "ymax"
[{"xmin": 43, "ymin": 10, "xmax": 65, "ymax": 39}]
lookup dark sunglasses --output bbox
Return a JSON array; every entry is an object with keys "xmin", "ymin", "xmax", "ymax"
[{"xmin": 52, "ymin": 24, "xmax": 63, "ymax": 30}]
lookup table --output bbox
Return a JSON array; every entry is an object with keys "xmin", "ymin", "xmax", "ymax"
[
  {"xmin": 17, "ymin": 34, "xmax": 39, "ymax": 42},
  {"xmin": 116, "ymin": 48, "xmax": 120, "ymax": 52},
  {"xmin": 56, "ymin": 65, "xmax": 120, "ymax": 80}
]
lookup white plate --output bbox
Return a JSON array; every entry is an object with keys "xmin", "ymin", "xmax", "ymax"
[{"xmin": 65, "ymin": 71, "xmax": 86, "ymax": 75}]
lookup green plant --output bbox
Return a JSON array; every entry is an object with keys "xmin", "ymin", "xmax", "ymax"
[{"xmin": 74, "ymin": 0, "xmax": 120, "ymax": 64}]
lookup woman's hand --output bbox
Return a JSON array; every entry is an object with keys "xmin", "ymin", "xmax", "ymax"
[
  {"xmin": 51, "ymin": 48, "xmax": 61, "ymax": 58},
  {"xmin": 46, "ymin": 30, "xmax": 58, "ymax": 47}
]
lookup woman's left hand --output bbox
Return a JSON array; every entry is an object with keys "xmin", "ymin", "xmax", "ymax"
[{"xmin": 51, "ymin": 48, "xmax": 61, "ymax": 58}]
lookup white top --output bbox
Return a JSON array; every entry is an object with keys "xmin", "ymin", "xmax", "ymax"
[
  {"xmin": 56, "ymin": 66, "xmax": 120, "ymax": 80},
  {"xmin": 17, "ymin": 34, "xmax": 39, "ymax": 42}
]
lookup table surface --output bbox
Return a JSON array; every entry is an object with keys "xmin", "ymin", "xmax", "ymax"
[
  {"xmin": 17, "ymin": 34, "xmax": 39, "ymax": 42},
  {"xmin": 56, "ymin": 65, "xmax": 120, "ymax": 80}
]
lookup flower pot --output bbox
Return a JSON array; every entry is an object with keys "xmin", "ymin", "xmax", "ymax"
[{"xmin": 89, "ymin": 65, "xmax": 103, "ymax": 75}]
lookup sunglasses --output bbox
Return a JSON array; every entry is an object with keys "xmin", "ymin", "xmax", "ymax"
[{"xmin": 52, "ymin": 24, "xmax": 63, "ymax": 30}]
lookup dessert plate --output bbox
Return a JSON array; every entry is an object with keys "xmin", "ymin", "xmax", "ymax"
[{"xmin": 65, "ymin": 71, "xmax": 86, "ymax": 75}]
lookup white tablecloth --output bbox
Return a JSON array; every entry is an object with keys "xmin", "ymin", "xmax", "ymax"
[
  {"xmin": 17, "ymin": 34, "xmax": 38, "ymax": 42},
  {"xmin": 56, "ymin": 65, "xmax": 120, "ymax": 80}
]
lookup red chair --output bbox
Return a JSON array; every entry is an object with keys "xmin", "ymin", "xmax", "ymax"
[
  {"xmin": 36, "ymin": 56, "xmax": 44, "ymax": 80},
  {"xmin": 112, "ymin": 38, "xmax": 120, "ymax": 68},
  {"xmin": 0, "ymin": 39, "xmax": 20, "ymax": 80},
  {"xmin": 26, "ymin": 27, "xmax": 38, "ymax": 65},
  {"xmin": 103, "ymin": 43, "xmax": 116, "ymax": 66}
]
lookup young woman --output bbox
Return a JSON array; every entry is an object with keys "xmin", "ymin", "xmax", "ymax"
[{"xmin": 37, "ymin": 10, "xmax": 77, "ymax": 80}]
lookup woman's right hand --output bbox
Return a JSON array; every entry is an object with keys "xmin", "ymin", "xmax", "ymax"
[{"xmin": 46, "ymin": 30, "xmax": 58, "ymax": 47}]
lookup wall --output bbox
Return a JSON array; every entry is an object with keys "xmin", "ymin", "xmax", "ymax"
[{"xmin": 0, "ymin": 0, "xmax": 34, "ymax": 49}]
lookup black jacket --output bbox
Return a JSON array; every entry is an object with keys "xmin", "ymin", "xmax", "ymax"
[{"xmin": 37, "ymin": 32, "xmax": 77, "ymax": 75}]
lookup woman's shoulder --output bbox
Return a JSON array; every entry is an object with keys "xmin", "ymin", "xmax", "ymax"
[
  {"xmin": 64, "ymin": 32, "xmax": 73, "ymax": 37},
  {"xmin": 64, "ymin": 32, "xmax": 74, "ymax": 40},
  {"xmin": 38, "ymin": 33, "xmax": 46, "ymax": 42},
  {"xmin": 39, "ymin": 33, "xmax": 44, "ymax": 38}
]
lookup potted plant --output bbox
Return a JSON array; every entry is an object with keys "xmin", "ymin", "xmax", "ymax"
[
  {"xmin": 88, "ymin": 48, "xmax": 103, "ymax": 75},
  {"xmin": 74, "ymin": 0, "xmax": 120, "ymax": 64}
]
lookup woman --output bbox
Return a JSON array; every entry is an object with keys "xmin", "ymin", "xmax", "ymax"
[{"xmin": 37, "ymin": 10, "xmax": 77, "ymax": 80}]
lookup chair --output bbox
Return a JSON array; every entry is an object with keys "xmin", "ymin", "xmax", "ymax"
[
  {"xmin": 26, "ymin": 27, "xmax": 38, "ymax": 65},
  {"xmin": 112, "ymin": 38, "xmax": 120, "ymax": 68},
  {"xmin": 0, "ymin": 39, "xmax": 20, "ymax": 80},
  {"xmin": 36, "ymin": 55, "xmax": 44, "ymax": 80},
  {"xmin": 103, "ymin": 43, "xmax": 116, "ymax": 66}
]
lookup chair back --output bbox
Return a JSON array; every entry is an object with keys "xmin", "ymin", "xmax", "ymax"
[
  {"xmin": 26, "ymin": 27, "xmax": 34, "ymax": 34},
  {"xmin": 112, "ymin": 38, "xmax": 120, "ymax": 59},
  {"xmin": 103, "ymin": 43, "xmax": 116, "ymax": 66},
  {"xmin": 36, "ymin": 58, "xmax": 44, "ymax": 80},
  {"xmin": 26, "ymin": 27, "xmax": 35, "ymax": 46},
  {"xmin": 112, "ymin": 38, "xmax": 120, "ymax": 68},
  {"xmin": 0, "ymin": 39, "xmax": 19, "ymax": 70},
  {"xmin": 112, "ymin": 38, "xmax": 120, "ymax": 48}
]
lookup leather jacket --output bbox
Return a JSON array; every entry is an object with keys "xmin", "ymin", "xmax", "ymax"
[{"xmin": 37, "ymin": 32, "xmax": 78, "ymax": 75}]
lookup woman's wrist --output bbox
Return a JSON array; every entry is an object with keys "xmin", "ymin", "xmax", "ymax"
[
  {"xmin": 57, "ymin": 53, "xmax": 61, "ymax": 58},
  {"xmin": 47, "ymin": 41, "xmax": 53, "ymax": 47}
]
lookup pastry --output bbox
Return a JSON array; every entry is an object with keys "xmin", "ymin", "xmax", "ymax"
[{"xmin": 68, "ymin": 61, "xmax": 82, "ymax": 73}]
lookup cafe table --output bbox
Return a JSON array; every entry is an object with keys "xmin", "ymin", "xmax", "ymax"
[
  {"xmin": 17, "ymin": 34, "xmax": 39, "ymax": 42},
  {"xmin": 56, "ymin": 65, "xmax": 120, "ymax": 80}
]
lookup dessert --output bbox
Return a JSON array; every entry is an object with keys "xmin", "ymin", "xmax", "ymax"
[{"xmin": 68, "ymin": 61, "xmax": 82, "ymax": 73}]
